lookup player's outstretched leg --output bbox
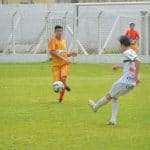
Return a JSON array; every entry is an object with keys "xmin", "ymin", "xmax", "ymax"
[
  {"xmin": 107, "ymin": 98, "xmax": 119, "ymax": 125},
  {"xmin": 88, "ymin": 94, "xmax": 112, "ymax": 112}
]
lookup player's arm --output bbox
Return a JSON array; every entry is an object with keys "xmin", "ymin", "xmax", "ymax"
[
  {"xmin": 67, "ymin": 51, "xmax": 77, "ymax": 57},
  {"xmin": 135, "ymin": 31, "xmax": 140, "ymax": 42},
  {"xmin": 50, "ymin": 50, "xmax": 69, "ymax": 62},
  {"xmin": 131, "ymin": 31, "xmax": 139, "ymax": 44},
  {"xmin": 112, "ymin": 64, "xmax": 123, "ymax": 71}
]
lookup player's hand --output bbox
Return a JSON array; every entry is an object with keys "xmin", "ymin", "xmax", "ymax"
[
  {"xmin": 67, "ymin": 52, "xmax": 77, "ymax": 57},
  {"xmin": 70, "ymin": 52, "xmax": 77, "ymax": 57},
  {"xmin": 56, "ymin": 50, "xmax": 65, "ymax": 56},
  {"xmin": 62, "ymin": 58, "xmax": 70, "ymax": 65},
  {"xmin": 131, "ymin": 40, "xmax": 136, "ymax": 44},
  {"xmin": 112, "ymin": 64, "xmax": 120, "ymax": 71}
]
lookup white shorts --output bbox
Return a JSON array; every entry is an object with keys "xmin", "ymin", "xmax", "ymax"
[{"xmin": 109, "ymin": 83, "xmax": 134, "ymax": 99}]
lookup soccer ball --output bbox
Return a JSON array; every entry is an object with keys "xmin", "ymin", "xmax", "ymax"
[{"xmin": 52, "ymin": 81, "xmax": 64, "ymax": 93}]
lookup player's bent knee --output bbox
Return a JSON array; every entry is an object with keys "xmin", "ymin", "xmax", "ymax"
[
  {"xmin": 106, "ymin": 93, "xmax": 112, "ymax": 101},
  {"xmin": 113, "ymin": 97, "xmax": 118, "ymax": 100}
]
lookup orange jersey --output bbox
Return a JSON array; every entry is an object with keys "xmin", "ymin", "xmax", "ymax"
[
  {"xmin": 125, "ymin": 29, "xmax": 139, "ymax": 40},
  {"xmin": 48, "ymin": 36, "xmax": 68, "ymax": 66}
]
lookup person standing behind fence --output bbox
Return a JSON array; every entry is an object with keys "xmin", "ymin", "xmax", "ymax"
[{"xmin": 125, "ymin": 23, "xmax": 140, "ymax": 53}]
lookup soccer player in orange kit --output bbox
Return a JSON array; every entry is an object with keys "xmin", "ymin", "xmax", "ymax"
[
  {"xmin": 125, "ymin": 23, "xmax": 140, "ymax": 52},
  {"xmin": 48, "ymin": 25, "xmax": 77, "ymax": 102}
]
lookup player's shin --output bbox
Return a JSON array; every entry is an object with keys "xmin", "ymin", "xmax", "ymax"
[
  {"xmin": 95, "ymin": 94, "xmax": 111, "ymax": 110},
  {"xmin": 59, "ymin": 76, "xmax": 67, "ymax": 102},
  {"xmin": 110, "ymin": 99, "xmax": 119, "ymax": 124},
  {"xmin": 59, "ymin": 90, "xmax": 65, "ymax": 102}
]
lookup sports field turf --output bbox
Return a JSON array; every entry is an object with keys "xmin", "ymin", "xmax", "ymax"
[{"xmin": 0, "ymin": 63, "xmax": 150, "ymax": 150}]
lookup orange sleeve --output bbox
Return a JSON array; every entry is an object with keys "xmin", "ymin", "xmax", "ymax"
[{"xmin": 48, "ymin": 39, "xmax": 56, "ymax": 51}]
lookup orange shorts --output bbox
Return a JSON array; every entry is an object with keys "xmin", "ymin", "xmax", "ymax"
[
  {"xmin": 131, "ymin": 42, "xmax": 139, "ymax": 53},
  {"xmin": 52, "ymin": 64, "xmax": 69, "ymax": 82}
]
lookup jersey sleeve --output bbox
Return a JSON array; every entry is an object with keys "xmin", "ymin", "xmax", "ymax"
[{"xmin": 124, "ymin": 50, "xmax": 140, "ymax": 61}]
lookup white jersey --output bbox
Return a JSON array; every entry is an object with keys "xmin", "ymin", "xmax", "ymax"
[{"xmin": 117, "ymin": 49, "xmax": 140, "ymax": 86}]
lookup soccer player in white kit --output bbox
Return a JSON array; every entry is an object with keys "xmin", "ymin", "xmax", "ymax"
[{"xmin": 88, "ymin": 35, "xmax": 140, "ymax": 125}]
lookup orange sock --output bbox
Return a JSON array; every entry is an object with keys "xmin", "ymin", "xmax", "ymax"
[
  {"xmin": 59, "ymin": 77, "xmax": 67, "ymax": 102},
  {"xmin": 59, "ymin": 89, "xmax": 65, "ymax": 102}
]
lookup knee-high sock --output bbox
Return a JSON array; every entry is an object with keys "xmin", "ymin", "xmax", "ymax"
[
  {"xmin": 110, "ymin": 99, "xmax": 119, "ymax": 123},
  {"xmin": 59, "ymin": 89, "xmax": 65, "ymax": 102},
  {"xmin": 59, "ymin": 78, "xmax": 67, "ymax": 102},
  {"xmin": 95, "ymin": 96, "xmax": 110, "ymax": 110}
]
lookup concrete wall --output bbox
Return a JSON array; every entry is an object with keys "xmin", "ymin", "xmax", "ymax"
[
  {"xmin": 0, "ymin": 54, "xmax": 150, "ymax": 63},
  {"xmin": 0, "ymin": 3, "xmax": 150, "ymax": 54},
  {"xmin": 1, "ymin": 0, "xmax": 150, "ymax": 4},
  {"xmin": 0, "ymin": 0, "xmax": 55, "ymax": 4}
]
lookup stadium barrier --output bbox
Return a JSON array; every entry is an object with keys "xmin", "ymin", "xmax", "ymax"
[{"xmin": 0, "ymin": 2, "xmax": 150, "ymax": 63}]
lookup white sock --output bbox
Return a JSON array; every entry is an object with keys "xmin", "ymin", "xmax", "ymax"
[
  {"xmin": 95, "ymin": 96, "xmax": 110, "ymax": 110},
  {"xmin": 110, "ymin": 99, "xmax": 119, "ymax": 123}
]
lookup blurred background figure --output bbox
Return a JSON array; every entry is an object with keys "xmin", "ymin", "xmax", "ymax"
[{"xmin": 125, "ymin": 23, "xmax": 140, "ymax": 53}]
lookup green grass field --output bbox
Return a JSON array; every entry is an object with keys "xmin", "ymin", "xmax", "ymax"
[{"xmin": 0, "ymin": 63, "xmax": 150, "ymax": 150}]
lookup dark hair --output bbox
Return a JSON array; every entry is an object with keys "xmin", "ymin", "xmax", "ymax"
[
  {"xmin": 129, "ymin": 23, "xmax": 135, "ymax": 26},
  {"xmin": 55, "ymin": 25, "xmax": 63, "ymax": 30},
  {"xmin": 119, "ymin": 35, "xmax": 131, "ymax": 47}
]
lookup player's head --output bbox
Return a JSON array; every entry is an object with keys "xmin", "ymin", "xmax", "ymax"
[
  {"xmin": 119, "ymin": 35, "xmax": 131, "ymax": 51},
  {"xmin": 54, "ymin": 25, "xmax": 63, "ymax": 38},
  {"xmin": 129, "ymin": 23, "xmax": 135, "ymax": 30}
]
